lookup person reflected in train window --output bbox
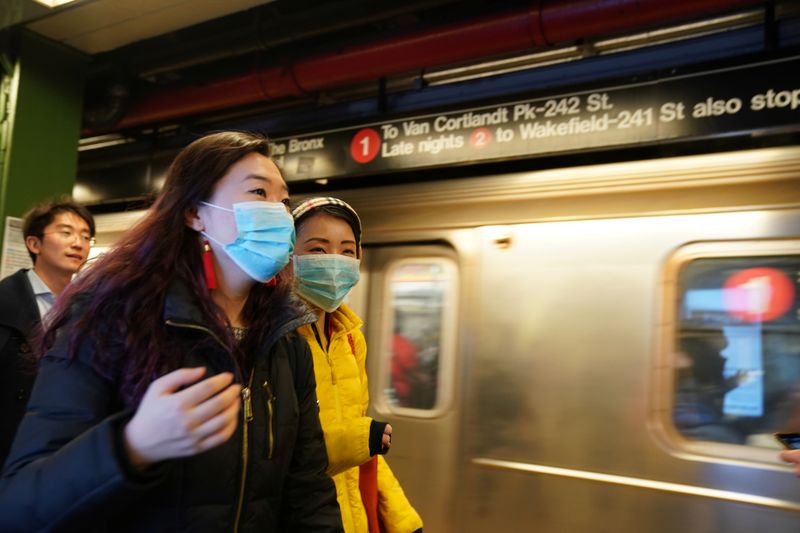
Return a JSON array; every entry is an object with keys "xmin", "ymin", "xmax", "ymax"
[
  {"xmin": 779, "ymin": 449, "xmax": 800, "ymax": 476},
  {"xmin": 0, "ymin": 198, "xmax": 94, "ymax": 468},
  {"xmin": 391, "ymin": 323, "xmax": 420, "ymax": 407},
  {"xmin": 0, "ymin": 132, "xmax": 343, "ymax": 532},
  {"xmin": 292, "ymin": 197, "xmax": 423, "ymax": 533},
  {"xmin": 391, "ymin": 323, "xmax": 434, "ymax": 409},
  {"xmin": 673, "ymin": 328, "xmax": 746, "ymax": 444}
]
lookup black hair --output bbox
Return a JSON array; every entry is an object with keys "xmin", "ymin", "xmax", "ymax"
[
  {"xmin": 22, "ymin": 197, "xmax": 96, "ymax": 263},
  {"xmin": 294, "ymin": 204, "xmax": 362, "ymax": 257}
]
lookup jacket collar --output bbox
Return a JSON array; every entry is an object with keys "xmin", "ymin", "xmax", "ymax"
[
  {"xmin": 163, "ymin": 278, "xmax": 209, "ymax": 327},
  {"xmin": 0, "ymin": 269, "xmax": 40, "ymax": 333},
  {"xmin": 326, "ymin": 303, "xmax": 363, "ymax": 339},
  {"xmin": 163, "ymin": 277, "xmax": 316, "ymax": 351}
]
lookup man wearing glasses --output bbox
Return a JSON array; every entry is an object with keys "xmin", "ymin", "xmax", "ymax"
[{"xmin": 0, "ymin": 198, "xmax": 95, "ymax": 467}]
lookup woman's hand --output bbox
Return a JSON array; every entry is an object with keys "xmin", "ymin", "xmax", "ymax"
[
  {"xmin": 124, "ymin": 367, "xmax": 242, "ymax": 469},
  {"xmin": 779, "ymin": 449, "xmax": 800, "ymax": 476},
  {"xmin": 382, "ymin": 423, "xmax": 392, "ymax": 450}
]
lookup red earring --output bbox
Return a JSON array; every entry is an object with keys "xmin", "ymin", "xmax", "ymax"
[
  {"xmin": 265, "ymin": 276, "xmax": 277, "ymax": 288},
  {"xmin": 202, "ymin": 240, "xmax": 217, "ymax": 289}
]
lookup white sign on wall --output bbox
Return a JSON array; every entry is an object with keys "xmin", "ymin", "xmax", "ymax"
[{"xmin": 1, "ymin": 216, "xmax": 34, "ymax": 280}]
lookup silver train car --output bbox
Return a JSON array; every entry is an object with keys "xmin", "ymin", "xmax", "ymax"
[{"xmin": 92, "ymin": 145, "xmax": 800, "ymax": 532}]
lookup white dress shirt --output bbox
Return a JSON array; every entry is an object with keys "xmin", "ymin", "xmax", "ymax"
[{"xmin": 26, "ymin": 269, "xmax": 56, "ymax": 322}]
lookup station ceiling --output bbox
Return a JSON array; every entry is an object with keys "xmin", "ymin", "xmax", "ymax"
[
  {"xmin": 23, "ymin": 0, "xmax": 275, "ymax": 54},
  {"xmin": 3, "ymin": 0, "xmax": 790, "ymax": 138}
]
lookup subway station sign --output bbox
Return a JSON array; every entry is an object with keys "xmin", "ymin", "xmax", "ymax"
[{"xmin": 270, "ymin": 56, "xmax": 800, "ymax": 182}]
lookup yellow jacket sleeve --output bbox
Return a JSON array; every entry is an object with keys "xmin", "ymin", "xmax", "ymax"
[
  {"xmin": 323, "ymin": 328, "xmax": 374, "ymax": 476},
  {"xmin": 323, "ymin": 415, "xmax": 372, "ymax": 476},
  {"xmin": 352, "ymin": 327, "xmax": 370, "ymax": 416},
  {"xmin": 377, "ymin": 455, "xmax": 423, "ymax": 533}
]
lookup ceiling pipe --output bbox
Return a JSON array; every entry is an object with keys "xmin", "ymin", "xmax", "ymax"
[
  {"xmin": 105, "ymin": 0, "xmax": 763, "ymax": 133},
  {"xmin": 130, "ymin": 0, "xmax": 465, "ymax": 80}
]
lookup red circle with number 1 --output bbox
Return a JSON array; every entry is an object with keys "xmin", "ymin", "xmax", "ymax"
[
  {"xmin": 723, "ymin": 267, "xmax": 795, "ymax": 322},
  {"xmin": 350, "ymin": 128, "xmax": 381, "ymax": 163}
]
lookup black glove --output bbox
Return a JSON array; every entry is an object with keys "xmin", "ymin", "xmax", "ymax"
[{"xmin": 369, "ymin": 420, "xmax": 390, "ymax": 455}]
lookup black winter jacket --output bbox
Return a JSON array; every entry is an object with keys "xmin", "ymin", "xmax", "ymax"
[
  {"xmin": 0, "ymin": 269, "xmax": 39, "ymax": 467},
  {"xmin": 0, "ymin": 278, "xmax": 344, "ymax": 533}
]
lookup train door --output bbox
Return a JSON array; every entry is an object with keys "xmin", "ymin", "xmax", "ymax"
[{"xmin": 359, "ymin": 243, "xmax": 461, "ymax": 533}]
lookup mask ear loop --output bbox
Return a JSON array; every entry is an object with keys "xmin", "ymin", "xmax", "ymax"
[
  {"xmin": 202, "ymin": 239, "xmax": 218, "ymax": 289},
  {"xmin": 264, "ymin": 251, "xmax": 288, "ymax": 288}
]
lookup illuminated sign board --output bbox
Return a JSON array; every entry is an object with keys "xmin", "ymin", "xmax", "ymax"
[{"xmin": 270, "ymin": 56, "xmax": 800, "ymax": 182}]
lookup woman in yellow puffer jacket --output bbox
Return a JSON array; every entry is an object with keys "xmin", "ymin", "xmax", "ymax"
[{"xmin": 292, "ymin": 197, "xmax": 423, "ymax": 533}]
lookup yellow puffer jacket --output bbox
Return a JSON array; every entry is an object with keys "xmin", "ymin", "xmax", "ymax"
[{"xmin": 298, "ymin": 304, "xmax": 423, "ymax": 533}]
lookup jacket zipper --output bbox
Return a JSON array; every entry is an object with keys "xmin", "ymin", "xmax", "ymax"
[
  {"xmin": 311, "ymin": 325, "xmax": 345, "ymax": 430},
  {"xmin": 327, "ymin": 353, "xmax": 337, "ymax": 386},
  {"xmin": 262, "ymin": 379, "xmax": 275, "ymax": 459},
  {"xmin": 312, "ymin": 323, "xmax": 337, "ymax": 385},
  {"xmin": 325, "ymin": 330, "xmax": 353, "ymax": 527},
  {"xmin": 164, "ymin": 319, "xmax": 252, "ymax": 533},
  {"xmin": 164, "ymin": 319, "xmax": 227, "ymax": 350},
  {"xmin": 233, "ymin": 368, "xmax": 255, "ymax": 533}
]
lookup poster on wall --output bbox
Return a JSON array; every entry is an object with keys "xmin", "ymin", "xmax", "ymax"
[{"xmin": 1, "ymin": 216, "xmax": 34, "ymax": 280}]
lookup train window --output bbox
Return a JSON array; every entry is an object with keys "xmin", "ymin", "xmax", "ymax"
[
  {"xmin": 382, "ymin": 257, "xmax": 457, "ymax": 413},
  {"xmin": 671, "ymin": 252, "xmax": 800, "ymax": 450}
]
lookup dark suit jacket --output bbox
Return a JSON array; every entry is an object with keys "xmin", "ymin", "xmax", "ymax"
[{"xmin": 0, "ymin": 269, "xmax": 40, "ymax": 468}]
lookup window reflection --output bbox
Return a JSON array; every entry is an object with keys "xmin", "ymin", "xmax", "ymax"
[
  {"xmin": 674, "ymin": 257, "xmax": 800, "ymax": 447},
  {"xmin": 386, "ymin": 260, "xmax": 449, "ymax": 410}
]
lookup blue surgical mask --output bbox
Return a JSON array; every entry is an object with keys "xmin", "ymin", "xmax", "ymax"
[
  {"xmin": 293, "ymin": 255, "xmax": 360, "ymax": 312},
  {"xmin": 201, "ymin": 200, "xmax": 295, "ymax": 282}
]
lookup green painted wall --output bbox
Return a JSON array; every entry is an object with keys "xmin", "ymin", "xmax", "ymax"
[{"xmin": 0, "ymin": 30, "xmax": 87, "ymax": 248}]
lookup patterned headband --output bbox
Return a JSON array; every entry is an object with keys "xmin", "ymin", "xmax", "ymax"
[{"xmin": 291, "ymin": 196, "xmax": 362, "ymax": 242}]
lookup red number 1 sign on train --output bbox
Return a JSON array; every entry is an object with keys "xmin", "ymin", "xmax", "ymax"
[
  {"xmin": 723, "ymin": 267, "xmax": 795, "ymax": 322},
  {"xmin": 350, "ymin": 128, "xmax": 381, "ymax": 163}
]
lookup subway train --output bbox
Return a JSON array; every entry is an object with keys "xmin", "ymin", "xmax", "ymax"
[{"xmin": 90, "ymin": 145, "xmax": 800, "ymax": 532}]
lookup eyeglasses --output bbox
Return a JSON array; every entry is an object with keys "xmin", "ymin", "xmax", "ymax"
[{"xmin": 43, "ymin": 230, "xmax": 95, "ymax": 246}]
